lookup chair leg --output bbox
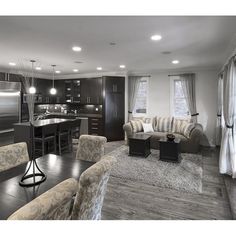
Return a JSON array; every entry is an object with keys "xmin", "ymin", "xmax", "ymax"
[
  {"xmin": 59, "ymin": 135, "xmax": 61, "ymax": 156},
  {"xmin": 42, "ymin": 138, "xmax": 45, "ymax": 156},
  {"xmin": 54, "ymin": 136, "xmax": 57, "ymax": 154}
]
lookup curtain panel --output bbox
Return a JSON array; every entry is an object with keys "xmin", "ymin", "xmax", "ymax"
[
  {"xmin": 128, "ymin": 76, "xmax": 142, "ymax": 121},
  {"xmin": 216, "ymin": 75, "xmax": 223, "ymax": 146},
  {"xmin": 180, "ymin": 74, "xmax": 198, "ymax": 123},
  {"xmin": 219, "ymin": 58, "xmax": 236, "ymax": 178}
]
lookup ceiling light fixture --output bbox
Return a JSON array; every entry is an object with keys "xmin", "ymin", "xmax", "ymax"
[
  {"xmin": 9, "ymin": 62, "xmax": 16, "ymax": 66},
  {"xmin": 151, "ymin": 35, "xmax": 162, "ymax": 41},
  {"xmin": 72, "ymin": 46, "xmax": 82, "ymax": 52},
  {"xmin": 50, "ymin": 65, "xmax": 57, "ymax": 95},
  {"xmin": 73, "ymin": 69, "xmax": 79, "ymax": 72},
  {"xmin": 97, "ymin": 67, "xmax": 102, "ymax": 71},
  {"xmin": 29, "ymin": 60, "xmax": 36, "ymax": 94},
  {"xmin": 35, "ymin": 67, "xmax": 42, "ymax": 71},
  {"xmin": 55, "ymin": 70, "xmax": 61, "ymax": 74},
  {"xmin": 172, "ymin": 60, "xmax": 179, "ymax": 64},
  {"xmin": 119, "ymin": 65, "xmax": 126, "ymax": 69}
]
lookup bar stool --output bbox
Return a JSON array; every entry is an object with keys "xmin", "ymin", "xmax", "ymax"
[
  {"xmin": 34, "ymin": 124, "xmax": 57, "ymax": 157},
  {"xmin": 57, "ymin": 121, "xmax": 73, "ymax": 155},
  {"xmin": 71, "ymin": 118, "xmax": 81, "ymax": 139}
]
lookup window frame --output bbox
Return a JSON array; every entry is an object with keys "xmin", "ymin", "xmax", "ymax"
[
  {"xmin": 133, "ymin": 77, "xmax": 149, "ymax": 117},
  {"xmin": 170, "ymin": 76, "xmax": 190, "ymax": 119}
]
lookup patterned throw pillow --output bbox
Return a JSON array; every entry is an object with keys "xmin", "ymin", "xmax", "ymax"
[
  {"xmin": 154, "ymin": 117, "xmax": 172, "ymax": 132},
  {"xmin": 130, "ymin": 119, "xmax": 143, "ymax": 133},
  {"xmin": 172, "ymin": 118, "xmax": 195, "ymax": 138}
]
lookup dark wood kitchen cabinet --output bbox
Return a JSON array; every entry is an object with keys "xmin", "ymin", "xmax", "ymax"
[
  {"xmin": 88, "ymin": 117, "xmax": 103, "ymax": 136},
  {"xmin": 80, "ymin": 78, "xmax": 102, "ymax": 105},
  {"xmin": 103, "ymin": 76, "xmax": 125, "ymax": 141},
  {"xmin": 54, "ymin": 80, "xmax": 65, "ymax": 103},
  {"xmin": 65, "ymin": 79, "xmax": 81, "ymax": 103}
]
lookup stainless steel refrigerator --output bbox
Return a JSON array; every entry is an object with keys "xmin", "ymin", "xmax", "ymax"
[{"xmin": 0, "ymin": 81, "xmax": 21, "ymax": 133}]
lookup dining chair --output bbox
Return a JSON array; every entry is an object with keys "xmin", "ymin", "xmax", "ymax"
[
  {"xmin": 0, "ymin": 142, "xmax": 29, "ymax": 172},
  {"xmin": 71, "ymin": 155, "xmax": 116, "ymax": 220},
  {"xmin": 75, "ymin": 134, "xmax": 107, "ymax": 162},
  {"xmin": 7, "ymin": 178, "xmax": 78, "ymax": 220}
]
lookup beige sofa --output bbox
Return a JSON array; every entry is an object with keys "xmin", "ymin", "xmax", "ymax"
[{"xmin": 123, "ymin": 117, "xmax": 203, "ymax": 153}]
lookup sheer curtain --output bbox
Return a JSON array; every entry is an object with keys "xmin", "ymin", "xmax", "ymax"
[
  {"xmin": 180, "ymin": 73, "xmax": 198, "ymax": 123},
  {"xmin": 216, "ymin": 75, "xmax": 223, "ymax": 146},
  {"xmin": 219, "ymin": 58, "xmax": 236, "ymax": 178},
  {"xmin": 128, "ymin": 76, "xmax": 142, "ymax": 121}
]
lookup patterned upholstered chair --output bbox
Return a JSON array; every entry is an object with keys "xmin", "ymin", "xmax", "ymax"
[
  {"xmin": 71, "ymin": 155, "xmax": 116, "ymax": 220},
  {"xmin": 8, "ymin": 178, "xmax": 78, "ymax": 220},
  {"xmin": 0, "ymin": 142, "xmax": 29, "ymax": 172},
  {"xmin": 76, "ymin": 135, "xmax": 107, "ymax": 162}
]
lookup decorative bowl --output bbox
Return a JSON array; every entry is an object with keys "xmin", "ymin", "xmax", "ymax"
[{"xmin": 166, "ymin": 133, "xmax": 175, "ymax": 141}]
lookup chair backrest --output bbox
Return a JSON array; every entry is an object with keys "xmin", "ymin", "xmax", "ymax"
[
  {"xmin": 42, "ymin": 123, "xmax": 58, "ymax": 137},
  {"xmin": 8, "ymin": 178, "xmax": 78, "ymax": 220},
  {"xmin": 71, "ymin": 155, "xmax": 116, "ymax": 220},
  {"xmin": 58, "ymin": 121, "xmax": 73, "ymax": 133},
  {"xmin": 76, "ymin": 135, "xmax": 107, "ymax": 162},
  {"xmin": 71, "ymin": 118, "xmax": 81, "ymax": 130},
  {"xmin": 0, "ymin": 142, "xmax": 29, "ymax": 172}
]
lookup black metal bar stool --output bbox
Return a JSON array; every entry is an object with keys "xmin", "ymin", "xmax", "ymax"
[
  {"xmin": 57, "ymin": 121, "xmax": 73, "ymax": 155},
  {"xmin": 34, "ymin": 124, "xmax": 57, "ymax": 157},
  {"xmin": 71, "ymin": 118, "xmax": 81, "ymax": 139}
]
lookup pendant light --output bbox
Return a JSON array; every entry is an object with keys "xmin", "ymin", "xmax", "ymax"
[
  {"xmin": 29, "ymin": 60, "xmax": 36, "ymax": 94},
  {"xmin": 50, "ymin": 65, "xmax": 57, "ymax": 95}
]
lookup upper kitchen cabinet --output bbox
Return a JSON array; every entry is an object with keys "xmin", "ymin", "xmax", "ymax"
[
  {"xmin": 80, "ymin": 78, "xmax": 102, "ymax": 105},
  {"xmin": 65, "ymin": 79, "xmax": 81, "ymax": 103}
]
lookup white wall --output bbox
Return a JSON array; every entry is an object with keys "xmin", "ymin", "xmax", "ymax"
[{"xmin": 147, "ymin": 69, "xmax": 218, "ymax": 146}]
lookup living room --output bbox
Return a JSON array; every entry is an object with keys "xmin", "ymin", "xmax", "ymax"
[{"xmin": 0, "ymin": 0, "xmax": 236, "ymax": 235}]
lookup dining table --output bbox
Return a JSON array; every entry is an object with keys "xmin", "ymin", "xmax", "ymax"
[{"xmin": 0, "ymin": 154, "xmax": 94, "ymax": 220}]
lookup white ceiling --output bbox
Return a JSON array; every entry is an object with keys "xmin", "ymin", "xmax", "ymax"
[{"xmin": 0, "ymin": 16, "xmax": 236, "ymax": 77}]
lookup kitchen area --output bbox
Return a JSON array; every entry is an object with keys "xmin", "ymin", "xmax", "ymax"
[{"xmin": 0, "ymin": 72, "xmax": 125, "ymax": 157}]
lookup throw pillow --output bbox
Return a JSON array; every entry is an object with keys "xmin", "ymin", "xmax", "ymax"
[
  {"xmin": 154, "ymin": 117, "xmax": 172, "ymax": 132},
  {"xmin": 130, "ymin": 120, "xmax": 143, "ymax": 133},
  {"xmin": 172, "ymin": 118, "xmax": 195, "ymax": 138},
  {"xmin": 142, "ymin": 122, "xmax": 154, "ymax": 133}
]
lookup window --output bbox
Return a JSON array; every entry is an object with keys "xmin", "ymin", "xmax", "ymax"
[
  {"xmin": 171, "ymin": 77, "xmax": 189, "ymax": 117},
  {"xmin": 133, "ymin": 77, "xmax": 148, "ymax": 116}
]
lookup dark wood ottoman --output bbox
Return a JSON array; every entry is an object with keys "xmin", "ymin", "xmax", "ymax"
[
  {"xmin": 129, "ymin": 134, "xmax": 151, "ymax": 158},
  {"xmin": 159, "ymin": 137, "xmax": 181, "ymax": 162}
]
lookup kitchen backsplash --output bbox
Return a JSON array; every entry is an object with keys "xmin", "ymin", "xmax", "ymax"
[{"xmin": 35, "ymin": 104, "xmax": 102, "ymax": 115}]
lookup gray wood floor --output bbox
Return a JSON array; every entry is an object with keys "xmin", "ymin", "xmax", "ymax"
[{"xmin": 102, "ymin": 142, "xmax": 233, "ymax": 220}]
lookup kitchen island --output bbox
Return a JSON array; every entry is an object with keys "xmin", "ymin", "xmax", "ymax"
[{"xmin": 14, "ymin": 117, "xmax": 88, "ymax": 158}]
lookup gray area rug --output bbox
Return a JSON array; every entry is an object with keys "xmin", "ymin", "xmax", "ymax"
[{"xmin": 107, "ymin": 145, "xmax": 203, "ymax": 194}]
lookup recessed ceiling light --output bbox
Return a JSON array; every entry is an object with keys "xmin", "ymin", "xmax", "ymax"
[
  {"xmin": 119, "ymin": 65, "xmax": 126, "ymax": 69},
  {"xmin": 35, "ymin": 67, "xmax": 42, "ymax": 70},
  {"xmin": 72, "ymin": 46, "xmax": 82, "ymax": 52},
  {"xmin": 151, "ymin": 35, "xmax": 162, "ymax": 41},
  {"xmin": 9, "ymin": 62, "xmax": 16, "ymax": 66},
  {"xmin": 74, "ymin": 61, "xmax": 83, "ymax": 64},
  {"xmin": 55, "ymin": 70, "xmax": 61, "ymax": 74},
  {"xmin": 73, "ymin": 69, "xmax": 79, "ymax": 72},
  {"xmin": 96, "ymin": 67, "xmax": 102, "ymax": 71},
  {"xmin": 109, "ymin": 42, "xmax": 116, "ymax": 46},
  {"xmin": 172, "ymin": 60, "xmax": 179, "ymax": 64}
]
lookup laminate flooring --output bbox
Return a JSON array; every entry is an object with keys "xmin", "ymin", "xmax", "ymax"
[{"xmin": 102, "ymin": 143, "xmax": 233, "ymax": 220}]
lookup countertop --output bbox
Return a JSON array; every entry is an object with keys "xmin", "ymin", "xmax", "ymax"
[{"xmin": 14, "ymin": 118, "xmax": 73, "ymax": 127}]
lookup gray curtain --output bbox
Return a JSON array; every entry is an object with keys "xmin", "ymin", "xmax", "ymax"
[
  {"xmin": 128, "ymin": 76, "xmax": 142, "ymax": 121},
  {"xmin": 216, "ymin": 74, "xmax": 223, "ymax": 146},
  {"xmin": 219, "ymin": 58, "xmax": 236, "ymax": 178},
  {"xmin": 180, "ymin": 74, "xmax": 198, "ymax": 123}
]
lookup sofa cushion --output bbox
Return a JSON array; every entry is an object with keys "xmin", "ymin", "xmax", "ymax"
[
  {"xmin": 130, "ymin": 120, "xmax": 143, "ymax": 133},
  {"xmin": 154, "ymin": 117, "xmax": 172, "ymax": 132},
  {"xmin": 142, "ymin": 123, "xmax": 154, "ymax": 133},
  {"xmin": 172, "ymin": 118, "xmax": 195, "ymax": 138}
]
